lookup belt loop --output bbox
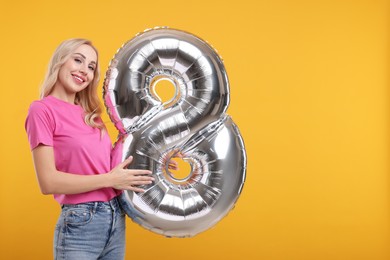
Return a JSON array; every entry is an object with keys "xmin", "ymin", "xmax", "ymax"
[
  {"xmin": 93, "ymin": 202, "xmax": 98, "ymax": 213},
  {"xmin": 110, "ymin": 197, "xmax": 115, "ymax": 212},
  {"xmin": 111, "ymin": 197, "xmax": 118, "ymax": 212}
]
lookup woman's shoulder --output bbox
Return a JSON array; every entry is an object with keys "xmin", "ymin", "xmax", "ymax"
[
  {"xmin": 25, "ymin": 97, "xmax": 56, "ymax": 131},
  {"xmin": 28, "ymin": 97, "xmax": 54, "ymax": 114}
]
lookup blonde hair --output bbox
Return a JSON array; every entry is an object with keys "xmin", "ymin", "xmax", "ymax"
[{"xmin": 40, "ymin": 38, "xmax": 103, "ymax": 131}]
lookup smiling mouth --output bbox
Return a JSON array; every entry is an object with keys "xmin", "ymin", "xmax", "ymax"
[{"xmin": 72, "ymin": 74, "xmax": 86, "ymax": 84}]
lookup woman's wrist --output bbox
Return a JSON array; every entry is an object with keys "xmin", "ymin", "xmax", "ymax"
[{"xmin": 100, "ymin": 172, "xmax": 114, "ymax": 189}]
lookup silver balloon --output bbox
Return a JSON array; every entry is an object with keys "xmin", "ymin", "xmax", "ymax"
[{"xmin": 103, "ymin": 28, "xmax": 246, "ymax": 237}]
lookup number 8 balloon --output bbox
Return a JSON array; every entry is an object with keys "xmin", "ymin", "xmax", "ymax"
[{"xmin": 103, "ymin": 27, "xmax": 247, "ymax": 237}]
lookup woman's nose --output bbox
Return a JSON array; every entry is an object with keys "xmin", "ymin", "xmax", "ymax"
[{"xmin": 79, "ymin": 65, "xmax": 87, "ymax": 75}]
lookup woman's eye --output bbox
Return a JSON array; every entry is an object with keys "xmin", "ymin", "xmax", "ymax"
[
  {"xmin": 74, "ymin": 58, "xmax": 82, "ymax": 63},
  {"xmin": 89, "ymin": 66, "xmax": 95, "ymax": 71}
]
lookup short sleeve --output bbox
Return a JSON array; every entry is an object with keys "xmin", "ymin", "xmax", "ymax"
[{"xmin": 25, "ymin": 101, "xmax": 55, "ymax": 150}]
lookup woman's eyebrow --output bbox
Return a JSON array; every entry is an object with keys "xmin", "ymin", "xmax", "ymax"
[{"xmin": 74, "ymin": 52, "xmax": 86, "ymax": 59}]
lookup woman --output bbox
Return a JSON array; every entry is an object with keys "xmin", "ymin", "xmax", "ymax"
[{"xmin": 25, "ymin": 38, "xmax": 154, "ymax": 259}]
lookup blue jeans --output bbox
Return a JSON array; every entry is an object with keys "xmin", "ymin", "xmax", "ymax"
[{"xmin": 54, "ymin": 197, "xmax": 126, "ymax": 260}]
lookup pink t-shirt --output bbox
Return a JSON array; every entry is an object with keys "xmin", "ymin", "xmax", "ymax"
[{"xmin": 25, "ymin": 95, "xmax": 121, "ymax": 204}]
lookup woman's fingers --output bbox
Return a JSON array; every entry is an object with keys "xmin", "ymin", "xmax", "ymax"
[
  {"xmin": 127, "ymin": 169, "xmax": 153, "ymax": 176},
  {"xmin": 120, "ymin": 177, "xmax": 155, "ymax": 193},
  {"xmin": 111, "ymin": 157, "xmax": 158, "ymax": 191},
  {"xmin": 128, "ymin": 186, "xmax": 146, "ymax": 193},
  {"xmin": 111, "ymin": 168, "xmax": 155, "ymax": 191},
  {"xmin": 116, "ymin": 156, "xmax": 134, "ymax": 169},
  {"xmin": 168, "ymin": 160, "xmax": 179, "ymax": 170}
]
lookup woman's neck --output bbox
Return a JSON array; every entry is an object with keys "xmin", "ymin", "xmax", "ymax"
[{"xmin": 49, "ymin": 86, "xmax": 76, "ymax": 104}]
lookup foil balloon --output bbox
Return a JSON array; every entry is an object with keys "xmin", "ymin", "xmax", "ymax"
[{"xmin": 103, "ymin": 27, "xmax": 246, "ymax": 237}]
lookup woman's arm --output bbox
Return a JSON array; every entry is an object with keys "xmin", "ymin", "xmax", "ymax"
[{"xmin": 32, "ymin": 145, "xmax": 154, "ymax": 195}]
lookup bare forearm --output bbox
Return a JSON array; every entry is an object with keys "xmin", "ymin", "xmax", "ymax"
[
  {"xmin": 32, "ymin": 146, "xmax": 153, "ymax": 195},
  {"xmin": 38, "ymin": 170, "xmax": 112, "ymax": 195}
]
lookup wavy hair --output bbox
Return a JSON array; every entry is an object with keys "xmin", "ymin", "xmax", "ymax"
[{"xmin": 40, "ymin": 38, "xmax": 103, "ymax": 131}]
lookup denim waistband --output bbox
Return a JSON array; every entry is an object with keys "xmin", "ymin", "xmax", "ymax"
[{"xmin": 61, "ymin": 196, "xmax": 121, "ymax": 211}]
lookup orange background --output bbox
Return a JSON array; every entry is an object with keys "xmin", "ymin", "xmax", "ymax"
[{"xmin": 0, "ymin": 0, "xmax": 389, "ymax": 259}]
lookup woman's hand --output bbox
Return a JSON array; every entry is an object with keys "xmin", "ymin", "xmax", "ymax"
[
  {"xmin": 168, "ymin": 159, "xmax": 179, "ymax": 171},
  {"xmin": 109, "ymin": 156, "xmax": 154, "ymax": 192}
]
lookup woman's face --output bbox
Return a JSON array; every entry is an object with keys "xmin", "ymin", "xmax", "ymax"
[{"xmin": 56, "ymin": 44, "xmax": 97, "ymax": 95}]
